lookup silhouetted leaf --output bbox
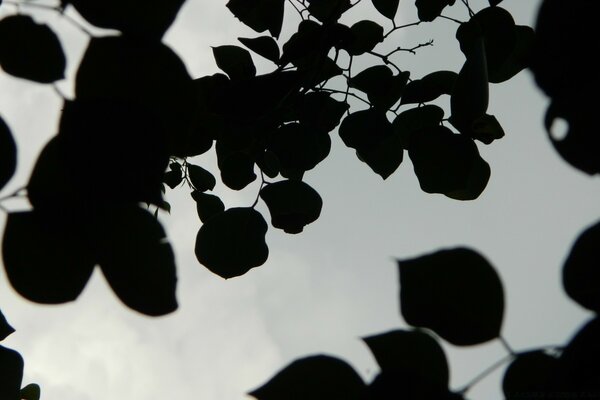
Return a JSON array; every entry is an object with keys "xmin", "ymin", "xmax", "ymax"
[
  {"xmin": 280, "ymin": 20, "xmax": 324, "ymax": 67},
  {"xmin": 502, "ymin": 351, "xmax": 558, "ymax": 400},
  {"xmin": 213, "ymin": 45, "xmax": 257, "ymax": 81},
  {"xmin": 469, "ymin": 114, "xmax": 505, "ymax": 144},
  {"xmin": 456, "ymin": 6, "xmax": 516, "ymax": 79},
  {"xmin": 489, "ymin": 25, "xmax": 534, "ymax": 83},
  {"xmin": 364, "ymin": 329, "xmax": 449, "ymax": 391},
  {"xmin": 298, "ymin": 92, "xmax": 349, "ymax": 133},
  {"xmin": 191, "ymin": 191, "xmax": 225, "ymax": 222},
  {"xmin": 249, "ymin": 355, "xmax": 365, "ymax": 400},
  {"xmin": 366, "ymin": 372, "xmax": 462, "ymax": 400},
  {"xmin": 256, "ymin": 151, "xmax": 280, "ymax": 178},
  {"xmin": 260, "ymin": 180, "xmax": 322, "ymax": 234},
  {"xmin": 450, "ymin": 36, "xmax": 489, "ymax": 135},
  {"xmin": 0, "ymin": 309, "xmax": 14, "ymax": 341},
  {"xmin": 298, "ymin": 56, "xmax": 343, "ymax": 87},
  {"xmin": 489, "ymin": 0, "xmax": 503, "ymax": 5},
  {"xmin": 415, "ymin": 0, "xmax": 456, "ymax": 22},
  {"xmin": 398, "ymin": 247, "xmax": 504, "ymax": 345},
  {"xmin": 307, "ymin": 0, "xmax": 351, "ymax": 23},
  {"xmin": 239, "ymin": 36, "xmax": 280, "ymax": 63},
  {"xmin": 267, "ymin": 123, "xmax": 331, "ymax": 177},
  {"xmin": 553, "ymin": 317, "xmax": 600, "ymax": 393},
  {"xmin": 401, "ymin": 71, "xmax": 457, "ymax": 105},
  {"xmin": 0, "ymin": 115, "xmax": 16, "ymax": 191},
  {"xmin": 408, "ymin": 125, "xmax": 489, "ymax": 198},
  {"xmin": 95, "ymin": 206, "xmax": 177, "ymax": 316},
  {"xmin": 3, "ymin": 211, "xmax": 94, "ymax": 304},
  {"xmin": 187, "ymin": 164, "xmax": 216, "ymax": 192},
  {"xmin": 0, "ymin": 15, "xmax": 65, "ymax": 83},
  {"xmin": 339, "ymin": 109, "xmax": 402, "ymax": 178},
  {"xmin": 392, "ymin": 105, "xmax": 445, "ymax": 149},
  {"xmin": 217, "ymin": 150, "xmax": 257, "ymax": 190},
  {"xmin": 0, "ymin": 345, "xmax": 23, "ymax": 400},
  {"xmin": 227, "ymin": 0, "xmax": 285, "ymax": 38},
  {"xmin": 348, "ymin": 20, "xmax": 384, "ymax": 55},
  {"xmin": 372, "ymin": 0, "xmax": 400, "ymax": 19},
  {"xmin": 75, "ymin": 36, "xmax": 197, "ymax": 157},
  {"xmin": 563, "ymin": 221, "xmax": 600, "ymax": 313},
  {"xmin": 164, "ymin": 169, "xmax": 183, "ymax": 189},
  {"xmin": 59, "ymin": 99, "xmax": 168, "ymax": 207},
  {"xmin": 20, "ymin": 383, "xmax": 41, "ymax": 400},
  {"xmin": 350, "ymin": 66, "xmax": 409, "ymax": 109},
  {"xmin": 195, "ymin": 208, "xmax": 268, "ymax": 278},
  {"xmin": 68, "ymin": 0, "xmax": 185, "ymax": 39}
]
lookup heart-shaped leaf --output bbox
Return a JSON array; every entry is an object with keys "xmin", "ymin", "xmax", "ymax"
[
  {"xmin": 398, "ymin": 247, "xmax": 504, "ymax": 345},
  {"xmin": 195, "ymin": 208, "xmax": 269, "ymax": 278},
  {"xmin": 260, "ymin": 180, "xmax": 323, "ymax": 233},
  {"xmin": 348, "ymin": 20, "xmax": 384, "ymax": 55}
]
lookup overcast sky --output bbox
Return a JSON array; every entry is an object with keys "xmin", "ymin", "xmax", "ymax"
[{"xmin": 1, "ymin": 0, "xmax": 598, "ymax": 399}]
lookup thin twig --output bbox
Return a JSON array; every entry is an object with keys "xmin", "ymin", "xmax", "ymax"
[
  {"xmin": 439, "ymin": 14, "xmax": 464, "ymax": 24},
  {"xmin": 383, "ymin": 21, "xmax": 421, "ymax": 40},
  {"xmin": 457, "ymin": 354, "xmax": 514, "ymax": 395},
  {"xmin": 385, "ymin": 39, "xmax": 434, "ymax": 57}
]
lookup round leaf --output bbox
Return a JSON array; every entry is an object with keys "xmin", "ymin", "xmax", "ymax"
[
  {"xmin": 260, "ymin": 180, "xmax": 323, "ymax": 234},
  {"xmin": 502, "ymin": 351, "xmax": 559, "ymax": 399},
  {"xmin": 195, "ymin": 208, "xmax": 269, "ymax": 279},
  {"xmin": 0, "ymin": 115, "xmax": 16, "ymax": 191},
  {"xmin": 2, "ymin": 211, "xmax": 95, "ymax": 304},
  {"xmin": 350, "ymin": 66, "xmax": 409, "ymax": 109},
  {"xmin": 249, "ymin": 355, "xmax": 365, "ymax": 400},
  {"xmin": 563, "ymin": 220, "xmax": 600, "ymax": 313},
  {"xmin": 307, "ymin": 0, "xmax": 351, "ymax": 23},
  {"xmin": 398, "ymin": 247, "xmax": 504, "ymax": 345},
  {"xmin": 0, "ymin": 15, "xmax": 65, "ymax": 83},
  {"xmin": 163, "ymin": 169, "xmax": 183, "ymax": 189}
]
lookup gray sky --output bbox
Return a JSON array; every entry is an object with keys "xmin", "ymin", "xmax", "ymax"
[{"xmin": 1, "ymin": 0, "xmax": 598, "ymax": 399}]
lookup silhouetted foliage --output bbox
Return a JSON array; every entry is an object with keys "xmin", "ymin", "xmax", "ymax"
[{"xmin": 0, "ymin": 0, "xmax": 596, "ymax": 398}]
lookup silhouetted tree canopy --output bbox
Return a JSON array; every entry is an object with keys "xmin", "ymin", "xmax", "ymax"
[{"xmin": 0, "ymin": 0, "xmax": 598, "ymax": 399}]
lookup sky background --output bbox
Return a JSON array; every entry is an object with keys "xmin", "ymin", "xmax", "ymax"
[{"xmin": 0, "ymin": 0, "xmax": 598, "ymax": 399}]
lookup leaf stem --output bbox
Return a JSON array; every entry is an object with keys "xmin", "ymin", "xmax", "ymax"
[
  {"xmin": 383, "ymin": 21, "xmax": 421, "ymax": 40},
  {"xmin": 499, "ymin": 335, "xmax": 517, "ymax": 356},
  {"xmin": 439, "ymin": 14, "xmax": 464, "ymax": 24}
]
